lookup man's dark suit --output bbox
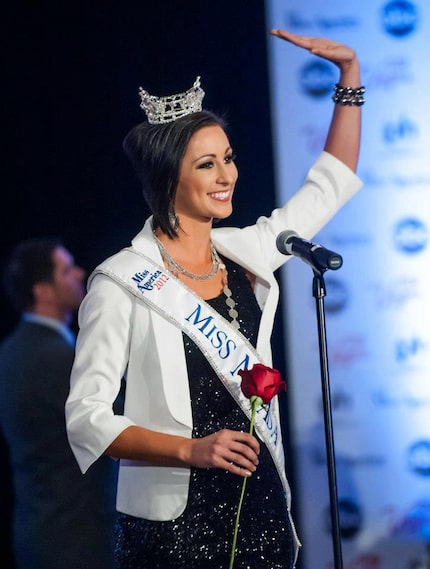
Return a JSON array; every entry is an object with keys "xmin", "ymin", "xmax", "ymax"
[{"xmin": 0, "ymin": 320, "xmax": 117, "ymax": 569}]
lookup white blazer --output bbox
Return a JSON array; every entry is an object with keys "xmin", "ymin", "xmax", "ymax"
[{"xmin": 65, "ymin": 151, "xmax": 362, "ymax": 522}]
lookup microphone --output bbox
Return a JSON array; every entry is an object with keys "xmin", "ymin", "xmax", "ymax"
[{"xmin": 276, "ymin": 230, "xmax": 343, "ymax": 271}]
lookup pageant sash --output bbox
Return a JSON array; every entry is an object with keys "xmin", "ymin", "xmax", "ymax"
[{"xmin": 91, "ymin": 247, "xmax": 288, "ymax": 491}]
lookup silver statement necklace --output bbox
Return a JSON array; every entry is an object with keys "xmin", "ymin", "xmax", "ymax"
[
  {"xmin": 153, "ymin": 233, "xmax": 240, "ymax": 329},
  {"xmin": 153, "ymin": 232, "xmax": 220, "ymax": 280}
]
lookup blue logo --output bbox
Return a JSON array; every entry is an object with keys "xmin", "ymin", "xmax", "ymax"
[
  {"xmin": 382, "ymin": 1, "xmax": 419, "ymax": 37},
  {"xmin": 392, "ymin": 500, "xmax": 430, "ymax": 541},
  {"xmin": 324, "ymin": 277, "xmax": 349, "ymax": 313},
  {"xmin": 299, "ymin": 60, "xmax": 337, "ymax": 98},
  {"xmin": 330, "ymin": 389, "xmax": 354, "ymax": 411},
  {"xmin": 393, "ymin": 218, "xmax": 428, "ymax": 254},
  {"xmin": 408, "ymin": 441, "xmax": 430, "ymax": 476},
  {"xmin": 324, "ymin": 498, "xmax": 363, "ymax": 538},
  {"xmin": 395, "ymin": 337, "xmax": 425, "ymax": 363},
  {"xmin": 383, "ymin": 116, "xmax": 418, "ymax": 144}
]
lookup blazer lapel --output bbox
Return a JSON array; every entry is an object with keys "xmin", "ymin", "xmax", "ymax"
[{"xmin": 131, "ymin": 221, "xmax": 193, "ymax": 428}]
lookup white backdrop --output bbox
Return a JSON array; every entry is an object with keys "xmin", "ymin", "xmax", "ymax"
[{"xmin": 265, "ymin": 1, "xmax": 430, "ymax": 568}]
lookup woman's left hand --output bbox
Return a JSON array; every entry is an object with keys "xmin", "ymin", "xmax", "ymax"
[
  {"xmin": 270, "ymin": 29, "xmax": 358, "ymax": 73},
  {"xmin": 269, "ymin": 28, "xmax": 362, "ymax": 175}
]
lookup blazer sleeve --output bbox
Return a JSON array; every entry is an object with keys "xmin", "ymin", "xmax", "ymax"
[
  {"xmin": 214, "ymin": 151, "xmax": 362, "ymax": 273},
  {"xmin": 257, "ymin": 151, "xmax": 362, "ymax": 271},
  {"xmin": 65, "ymin": 274, "xmax": 135, "ymax": 473}
]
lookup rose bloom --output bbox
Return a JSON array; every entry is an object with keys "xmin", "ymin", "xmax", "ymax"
[{"xmin": 238, "ymin": 363, "xmax": 286, "ymax": 404}]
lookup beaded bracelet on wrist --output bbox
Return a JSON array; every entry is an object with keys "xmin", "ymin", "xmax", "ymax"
[{"xmin": 332, "ymin": 84, "xmax": 366, "ymax": 106}]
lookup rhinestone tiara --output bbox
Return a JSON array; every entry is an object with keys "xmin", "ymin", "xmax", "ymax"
[{"xmin": 138, "ymin": 76, "xmax": 205, "ymax": 124}]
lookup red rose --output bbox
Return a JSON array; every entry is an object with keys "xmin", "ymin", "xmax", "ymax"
[
  {"xmin": 238, "ymin": 363, "xmax": 286, "ymax": 404},
  {"xmin": 229, "ymin": 364, "xmax": 287, "ymax": 569}
]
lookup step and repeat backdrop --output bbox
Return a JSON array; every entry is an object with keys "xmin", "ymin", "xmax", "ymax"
[{"xmin": 266, "ymin": 1, "xmax": 430, "ymax": 568}]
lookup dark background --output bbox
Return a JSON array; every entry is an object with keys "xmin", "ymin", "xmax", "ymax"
[
  {"xmin": 1, "ymin": 0, "xmax": 278, "ymax": 332},
  {"xmin": 1, "ymin": 1, "xmax": 296, "ymax": 566}
]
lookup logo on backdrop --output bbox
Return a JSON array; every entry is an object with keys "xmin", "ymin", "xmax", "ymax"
[
  {"xmin": 324, "ymin": 498, "xmax": 363, "ymax": 538},
  {"xmin": 395, "ymin": 337, "xmax": 426, "ymax": 363},
  {"xmin": 370, "ymin": 276, "xmax": 419, "ymax": 310},
  {"xmin": 366, "ymin": 56, "xmax": 413, "ymax": 91},
  {"xmin": 361, "ymin": 168, "xmax": 430, "ymax": 190},
  {"xmin": 324, "ymin": 276, "xmax": 349, "ymax": 314},
  {"xmin": 383, "ymin": 116, "xmax": 419, "ymax": 145},
  {"xmin": 407, "ymin": 440, "xmax": 430, "ymax": 476},
  {"xmin": 381, "ymin": 0, "xmax": 419, "ymax": 37},
  {"xmin": 327, "ymin": 231, "xmax": 372, "ymax": 248},
  {"xmin": 285, "ymin": 11, "xmax": 359, "ymax": 32},
  {"xmin": 327, "ymin": 388, "xmax": 354, "ymax": 412},
  {"xmin": 393, "ymin": 218, "xmax": 428, "ymax": 254},
  {"xmin": 329, "ymin": 335, "xmax": 369, "ymax": 367},
  {"xmin": 299, "ymin": 60, "xmax": 337, "ymax": 97},
  {"xmin": 373, "ymin": 387, "xmax": 430, "ymax": 409},
  {"xmin": 391, "ymin": 500, "xmax": 430, "ymax": 540}
]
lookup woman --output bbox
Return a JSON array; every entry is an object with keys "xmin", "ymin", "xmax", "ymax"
[{"xmin": 66, "ymin": 30, "xmax": 364, "ymax": 568}]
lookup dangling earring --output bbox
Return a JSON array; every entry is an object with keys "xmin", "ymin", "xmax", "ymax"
[{"xmin": 168, "ymin": 203, "xmax": 180, "ymax": 231}]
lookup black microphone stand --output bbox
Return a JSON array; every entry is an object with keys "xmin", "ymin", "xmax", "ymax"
[
  {"xmin": 276, "ymin": 232, "xmax": 345, "ymax": 567},
  {"xmin": 310, "ymin": 264, "xmax": 344, "ymax": 569}
]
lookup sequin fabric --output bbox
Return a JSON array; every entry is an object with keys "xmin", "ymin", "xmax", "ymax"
[{"xmin": 115, "ymin": 257, "xmax": 295, "ymax": 568}]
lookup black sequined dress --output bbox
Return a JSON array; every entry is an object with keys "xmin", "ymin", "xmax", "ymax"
[{"xmin": 115, "ymin": 257, "xmax": 295, "ymax": 569}]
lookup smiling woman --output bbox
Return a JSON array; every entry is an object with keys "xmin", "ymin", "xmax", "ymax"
[
  {"xmin": 157, "ymin": 123, "xmax": 239, "ymax": 301},
  {"xmin": 65, "ymin": 28, "xmax": 363, "ymax": 569},
  {"xmin": 174, "ymin": 125, "xmax": 237, "ymax": 225}
]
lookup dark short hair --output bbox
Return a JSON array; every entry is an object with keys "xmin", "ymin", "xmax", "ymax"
[
  {"xmin": 2, "ymin": 238, "xmax": 62, "ymax": 313},
  {"xmin": 122, "ymin": 110, "xmax": 227, "ymax": 238}
]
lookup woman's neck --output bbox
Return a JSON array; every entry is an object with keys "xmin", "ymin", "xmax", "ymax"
[{"xmin": 154, "ymin": 222, "xmax": 213, "ymax": 264}]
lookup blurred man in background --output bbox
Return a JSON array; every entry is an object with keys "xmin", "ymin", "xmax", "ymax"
[{"xmin": 0, "ymin": 238, "xmax": 117, "ymax": 569}]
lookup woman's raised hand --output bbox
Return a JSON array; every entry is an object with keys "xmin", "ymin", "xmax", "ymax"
[
  {"xmin": 269, "ymin": 28, "xmax": 362, "ymax": 172},
  {"xmin": 270, "ymin": 29, "xmax": 358, "ymax": 74}
]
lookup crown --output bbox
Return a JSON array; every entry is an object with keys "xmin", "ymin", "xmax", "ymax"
[{"xmin": 138, "ymin": 76, "xmax": 205, "ymax": 124}]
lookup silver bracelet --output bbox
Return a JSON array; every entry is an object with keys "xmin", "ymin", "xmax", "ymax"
[{"xmin": 332, "ymin": 84, "xmax": 366, "ymax": 106}]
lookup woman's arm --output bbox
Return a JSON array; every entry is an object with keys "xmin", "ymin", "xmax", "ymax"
[
  {"xmin": 67, "ymin": 273, "xmax": 259, "ymax": 478},
  {"xmin": 270, "ymin": 29, "xmax": 362, "ymax": 172},
  {"xmin": 105, "ymin": 425, "xmax": 259, "ymax": 478}
]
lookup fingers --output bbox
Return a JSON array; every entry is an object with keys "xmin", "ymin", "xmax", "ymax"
[
  {"xmin": 269, "ymin": 28, "xmax": 356, "ymax": 67},
  {"xmin": 271, "ymin": 28, "xmax": 333, "ymax": 53},
  {"xmin": 230, "ymin": 429, "xmax": 260, "ymax": 456},
  {"xmin": 270, "ymin": 28, "xmax": 334, "ymax": 56},
  {"xmin": 270, "ymin": 29, "xmax": 312, "ymax": 48},
  {"xmin": 190, "ymin": 429, "xmax": 260, "ymax": 477},
  {"xmin": 215, "ymin": 430, "xmax": 260, "ymax": 476},
  {"xmin": 224, "ymin": 437, "xmax": 260, "ymax": 476},
  {"xmin": 224, "ymin": 459, "xmax": 254, "ymax": 478}
]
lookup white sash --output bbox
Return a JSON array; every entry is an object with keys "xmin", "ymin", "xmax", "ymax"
[{"xmin": 91, "ymin": 247, "xmax": 288, "ymax": 492}]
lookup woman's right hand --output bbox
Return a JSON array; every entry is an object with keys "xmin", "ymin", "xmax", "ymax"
[
  {"xmin": 105, "ymin": 425, "xmax": 259, "ymax": 477},
  {"xmin": 188, "ymin": 429, "xmax": 260, "ymax": 477}
]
